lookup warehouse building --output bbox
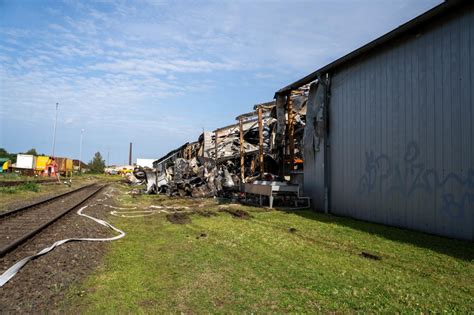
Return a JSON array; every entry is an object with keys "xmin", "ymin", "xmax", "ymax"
[{"xmin": 276, "ymin": 0, "xmax": 473, "ymax": 240}]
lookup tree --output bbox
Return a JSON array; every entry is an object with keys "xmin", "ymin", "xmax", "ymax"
[
  {"xmin": 25, "ymin": 148, "xmax": 38, "ymax": 156},
  {"xmin": 88, "ymin": 152, "xmax": 106, "ymax": 173},
  {"xmin": 0, "ymin": 148, "xmax": 17, "ymax": 163}
]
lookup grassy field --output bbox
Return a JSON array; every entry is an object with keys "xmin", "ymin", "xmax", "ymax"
[{"xmin": 68, "ymin": 185, "xmax": 474, "ymax": 313}]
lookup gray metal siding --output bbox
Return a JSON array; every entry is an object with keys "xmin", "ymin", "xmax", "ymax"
[
  {"xmin": 327, "ymin": 8, "xmax": 474, "ymax": 240},
  {"xmin": 303, "ymin": 82, "xmax": 327, "ymax": 212}
]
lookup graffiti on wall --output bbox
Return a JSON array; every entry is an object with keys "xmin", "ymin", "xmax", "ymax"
[{"xmin": 358, "ymin": 141, "xmax": 474, "ymax": 219}]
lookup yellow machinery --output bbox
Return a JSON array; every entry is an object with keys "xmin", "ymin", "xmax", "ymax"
[
  {"xmin": 1, "ymin": 159, "xmax": 11, "ymax": 172},
  {"xmin": 118, "ymin": 168, "xmax": 133, "ymax": 175},
  {"xmin": 35, "ymin": 156, "xmax": 74, "ymax": 177},
  {"xmin": 35, "ymin": 156, "xmax": 51, "ymax": 174}
]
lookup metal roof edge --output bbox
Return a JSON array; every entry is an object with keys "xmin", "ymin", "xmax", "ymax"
[{"xmin": 153, "ymin": 142, "xmax": 190, "ymax": 164}]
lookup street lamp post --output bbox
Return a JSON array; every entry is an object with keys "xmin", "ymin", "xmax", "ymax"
[
  {"xmin": 52, "ymin": 102, "xmax": 59, "ymax": 157},
  {"xmin": 79, "ymin": 129, "xmax": 85, "ymax": 173}
]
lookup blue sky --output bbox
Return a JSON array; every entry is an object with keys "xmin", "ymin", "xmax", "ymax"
[{"xmin": 0, "ymin": 0, "xmax": 442, "ymax": 165}]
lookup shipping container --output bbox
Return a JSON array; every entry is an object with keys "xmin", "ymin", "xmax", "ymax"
[
  {"xmin": 16, "ymin": 154, "xmax": 36, "ymax": 170},
  {"xmin": 52, "ymin": 157, "xmax": 74, "ymax": 176},
  {"xmin": 55, "ymin": 157, "xmax": 66, "ymax": 174},
  {"xmin": 136, "ymin": 158, "xmax": 156, "ymax": 168}
]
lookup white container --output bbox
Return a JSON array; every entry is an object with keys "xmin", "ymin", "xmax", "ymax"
[
  {"xmin": 16, "ymin": 154, "xmax": 36, "ymax": 169},
  {"xmin": 136, "ymin": 158, "xmax": 156, "ymax": 169}
]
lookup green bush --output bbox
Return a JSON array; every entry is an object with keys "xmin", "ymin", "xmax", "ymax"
[{"xmin": 22, "ymin": 182, "xmax": 40, "ymax": 192}]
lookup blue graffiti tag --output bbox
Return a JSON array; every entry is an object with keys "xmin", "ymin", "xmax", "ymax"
[{"xmin": 358, "ymin": 141, "xmax": 474, "ymax": 219}]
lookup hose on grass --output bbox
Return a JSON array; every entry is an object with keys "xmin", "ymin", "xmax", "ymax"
[
  {"xmin": 0, "ymin": 202, "xmax": 126, "ymax": 287},
  {"xmin": 0, "ymin": 189, "xmax": 191, "ymax": 287}
]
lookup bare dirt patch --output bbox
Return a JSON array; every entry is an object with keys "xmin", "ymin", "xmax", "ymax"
[
  {"xmin": 219, "ymin": 208, "xmax": 251, "ymax": 219},
  {"xmin": 194, "ymin": 209, "xmax": 218, "ymax": 217},
  {"xmin": 196, "ymin": 232, "xmax": 207, "ymax": 239},
  {"xmin": 166, "ymin": 212, "xmax": 191, "ymax": 224}
]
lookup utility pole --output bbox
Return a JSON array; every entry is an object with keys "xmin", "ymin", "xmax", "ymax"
[
  {"xmin": 79, "ymin": 129, "xmax": 85, "ymax": 172},
  {"xmin": 107, "ymin": 147, "xmax": 110, "ymax": 167},
  {"xmin": 52, "ymin": 102, "xmax": 59, "ymax": 157},
  {"xmin": 129, "ymin": 142, "xmax": 132, "ymax": 165}
]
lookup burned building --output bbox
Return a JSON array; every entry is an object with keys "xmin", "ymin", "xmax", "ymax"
[{"xmin": 136, "ymin": 89, "xmax": 310, "ymax": 207}]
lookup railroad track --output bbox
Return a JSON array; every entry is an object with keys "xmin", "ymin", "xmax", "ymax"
[{"xmin": 0, "ymin": 183, "xmax": 106, "ymax": 257}]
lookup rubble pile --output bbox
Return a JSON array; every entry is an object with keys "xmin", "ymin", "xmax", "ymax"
[{"xmin": 133, "ymin": 156, "xmax": 241, "ymax": 198}]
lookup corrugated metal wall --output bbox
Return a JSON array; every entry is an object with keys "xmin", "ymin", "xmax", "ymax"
[{"xmin": 325, "ymin": 6, "xmax": 473, "ymax": 240}]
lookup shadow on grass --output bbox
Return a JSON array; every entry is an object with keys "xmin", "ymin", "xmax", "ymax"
[
  {"xmin": 124, "ymin": 190, "xmax": 473, "ymax": 261},
  {"xmin": 279, "ymin": 209, "xmax": 474, "ymax": 262}
]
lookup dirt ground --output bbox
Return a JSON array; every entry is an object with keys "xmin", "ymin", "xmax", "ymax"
[
  {"xmin": 0, "ymin": 185, "xmax": 120, "ymax": 313},
  {"xmin": 166, "ymin": 212, "xmax": 191, "ymax": 224},
  {"xmin": 218, "ymin": 207, "xmax": 251, "ymax": 219}
]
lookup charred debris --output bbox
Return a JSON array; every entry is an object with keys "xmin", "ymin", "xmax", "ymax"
[{"xmin": 128, "ymin": 84, "xmax": 311, "ymax": 207}]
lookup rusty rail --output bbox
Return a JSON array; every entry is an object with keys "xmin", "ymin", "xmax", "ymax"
[{"xmin": 0, "ymin": 184, "xmax": 105, "ymax": 257}]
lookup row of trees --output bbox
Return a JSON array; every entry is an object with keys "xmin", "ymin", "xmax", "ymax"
[{"xmin": 0, "ymin": 147, "xmax": 106, "ymax": 174}]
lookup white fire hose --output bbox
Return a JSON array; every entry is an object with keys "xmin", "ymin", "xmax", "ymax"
[{"xmin": 0, "ymin": 191, "xmax": 180, "ymax": 287}]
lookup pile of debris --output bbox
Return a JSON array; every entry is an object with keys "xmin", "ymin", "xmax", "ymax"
[{"xmin": 133, "ymin": 157, "xmax": 240, "ymax": 198}]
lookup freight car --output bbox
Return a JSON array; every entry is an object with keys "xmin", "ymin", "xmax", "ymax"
[
  {"xmin": 55, "ymin": 157, "xmax": 73, "ymax": 176},
  {"xmin": 16, "ymin": 154, "xmax": 36, "ymax": 170}
]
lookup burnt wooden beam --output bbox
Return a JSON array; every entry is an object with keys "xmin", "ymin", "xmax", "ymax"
[
  {"xmin": 287, "ymin": 91, "xmax": 295, "ymax": 172},
  {"xmin": 214, "ymin": 130, "xmax": 219, "ymax": 160},
  {"xmin": 258, "ymin": 107, "xmax": 264, "ymax": 178},
  {"xmin": 239, "ymin": 118, "xmax": 245, "ymax": 183}
]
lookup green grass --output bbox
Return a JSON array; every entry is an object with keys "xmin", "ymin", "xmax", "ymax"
[
  {"xmin": 0, "ymin": 173, "xmax": 22, "ymax": 181},
  {"xmin": 0, "ymin": 176, "xmax": 101, "ymax": 211},
  {"xmin": 0, "ymin": 182, "xmax": 40, "ymax": 194},
  {"xmin": 69, "ymin": 189, "xmax": 474, "ymax": 313},
  {"xmin": 0, "ymin": 173, "xmax": 43, "ymax": 182}
]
